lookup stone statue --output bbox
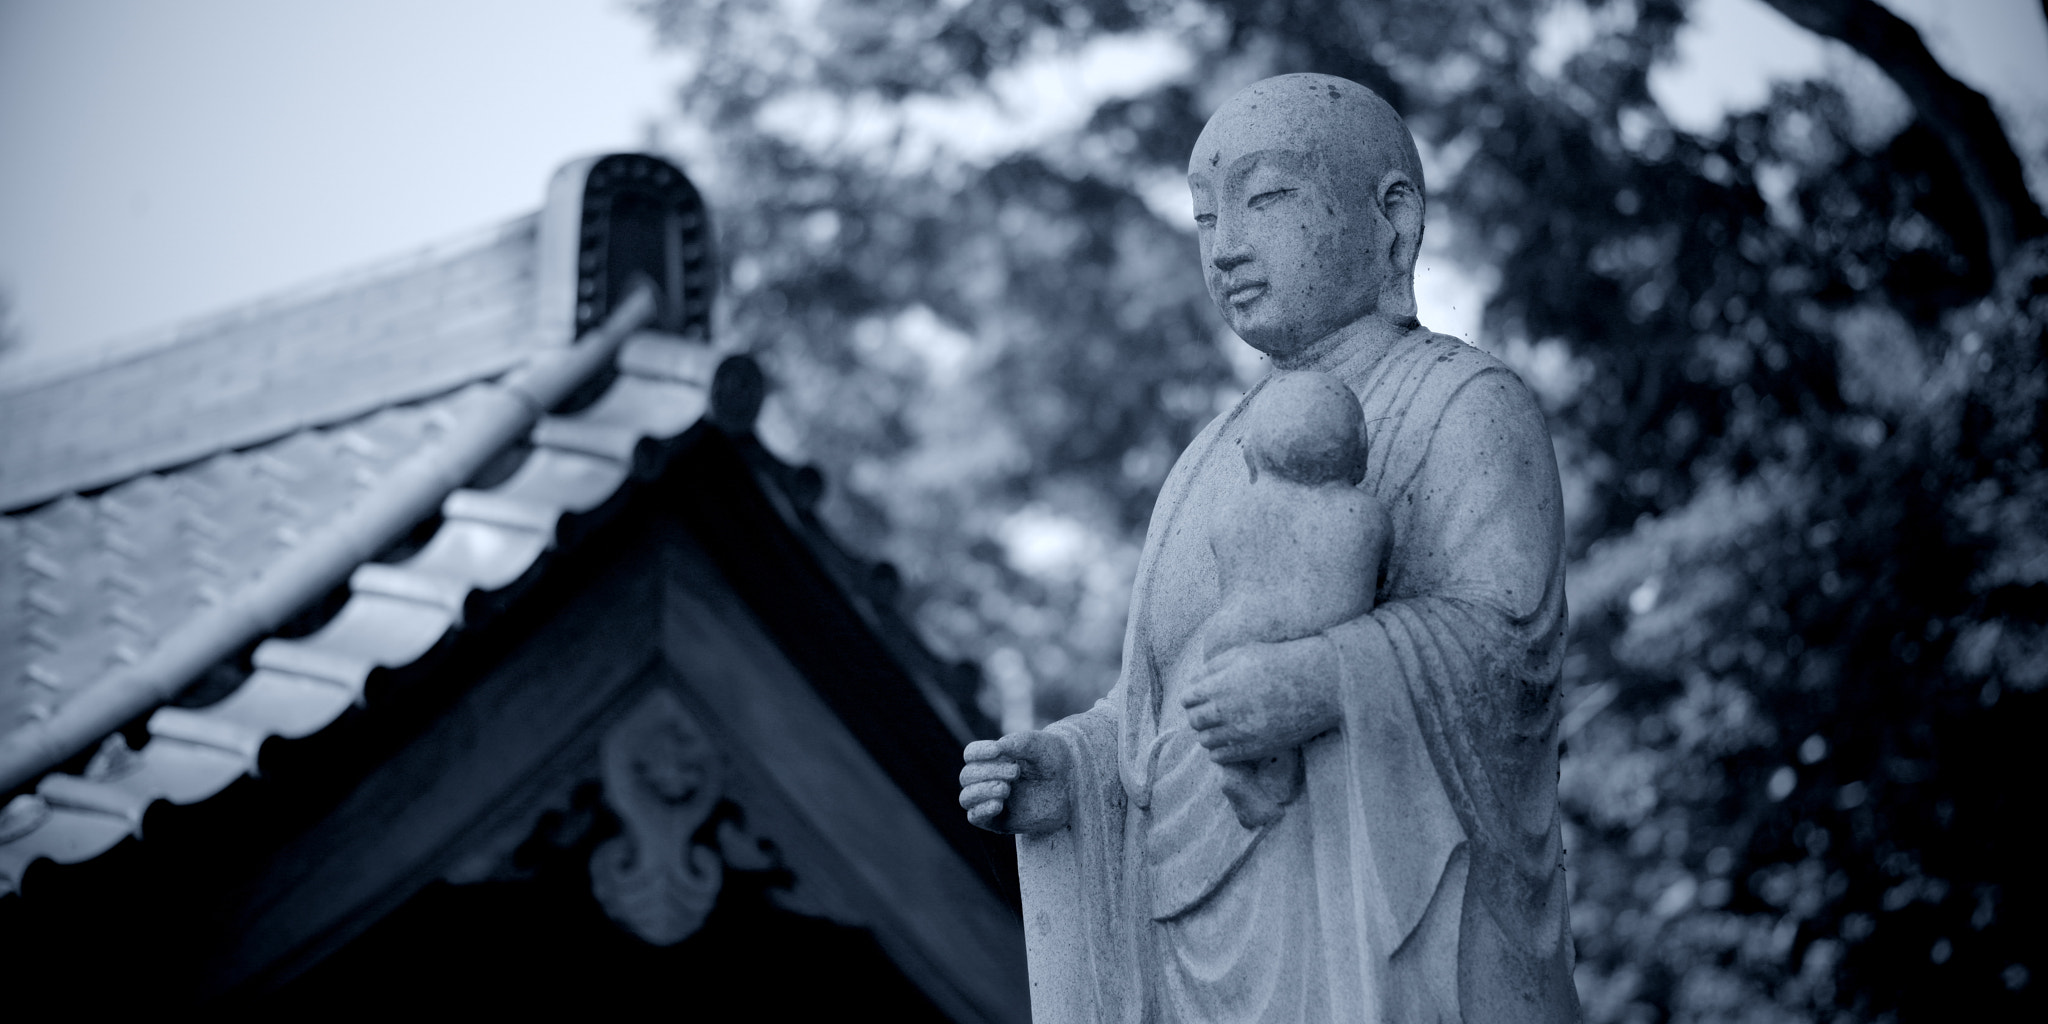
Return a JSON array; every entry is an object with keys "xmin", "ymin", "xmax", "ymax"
[{"xmin": 960, "ymin": 73, "xmax": 1580, "ymax": 1022}]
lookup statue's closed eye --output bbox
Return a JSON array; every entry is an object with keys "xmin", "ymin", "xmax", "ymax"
[{"xmin": 1249, "ymin": 188, "xmax": 1297, "ymax": 208}]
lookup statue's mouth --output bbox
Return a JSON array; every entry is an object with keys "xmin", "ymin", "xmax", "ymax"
[{"xmin": 1226, "ymin": 282, "xmax": 1267, "ymax": 308}]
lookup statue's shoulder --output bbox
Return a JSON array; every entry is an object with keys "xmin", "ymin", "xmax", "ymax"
[
  {"xmin": 1361, "ymin": 332, "xmax": 1553, "ymax": 498},
  {"xmin": 1364, "ymin": 330, "xmax": 1539, "ymax": 427},
  {"xmin": 1391, "ymin": 329, "xmax": 1514, "ymax": 382}
]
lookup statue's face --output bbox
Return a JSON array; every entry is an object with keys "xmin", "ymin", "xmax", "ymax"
[{"xmin": 1189, "ymin": 145, "xmax": 1385, "ymax": 360}]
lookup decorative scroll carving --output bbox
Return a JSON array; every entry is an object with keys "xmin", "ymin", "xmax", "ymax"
[{"xmin": 590, "ymin": 688, "xmax": 725, "ymax": 946}]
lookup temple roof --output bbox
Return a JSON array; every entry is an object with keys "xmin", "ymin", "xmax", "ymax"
[
  {"xmin": 0, "ymin": 153, "xmax": 986, "ymax": 898},
  {"xmin": 0, "ymin": 219, "xmax": 549, "ymax": 736},
  {"xmin": 0, "ymin": 285, "xmax": 710, "ymax": 891},
  {"xmin": 0, "ymin": 217, "xmax": 543, "ymax": 514}
]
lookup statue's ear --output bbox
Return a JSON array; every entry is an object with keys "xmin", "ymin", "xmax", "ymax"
[
  {"xmin": 1242, "ymin": 443, "xmax": 1260, "ymax": 483},
  {"xmin": 1377, "ymin": 170, "xmax": 1423, "ymax": 323}
]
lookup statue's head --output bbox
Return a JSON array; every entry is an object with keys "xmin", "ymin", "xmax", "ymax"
[
  {"xmin": 1244, "ymin": 371, "xmax": 1367, "ymax": 487},
  {"xmin": 1189, "ymin": 74, "xmax": 1426, "ymax": 363}
]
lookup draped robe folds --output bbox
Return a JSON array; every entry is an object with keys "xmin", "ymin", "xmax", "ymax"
[{"xmin": 1018, "ymin": 328, "xmax": 1581, "ymax": 1023}]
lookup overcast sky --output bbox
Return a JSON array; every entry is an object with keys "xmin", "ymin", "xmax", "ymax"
[
  {"xmin": 0, "ymin": 0, "xmax": 682, "ymax": 373},
  {"xmin": 0, "ymin": 0, "xmax": 2041, "ymax": 373}
]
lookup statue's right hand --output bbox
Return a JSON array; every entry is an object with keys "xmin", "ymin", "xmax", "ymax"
[{"xmin": 959, "ymin": 730, "xmax": 1073, "ymax": 836}]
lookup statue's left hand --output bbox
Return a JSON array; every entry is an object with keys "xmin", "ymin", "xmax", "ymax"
[{"xmin": 1183, "ymin": 634, "xmax": 1341, "ymax": 763}]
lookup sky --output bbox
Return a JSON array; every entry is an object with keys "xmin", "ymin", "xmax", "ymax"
[
  {"xmin": 0, "ymin": 0, "xmax": 2043, "ymax": 373},
  {"xmin": 0, "ymin": 0, "xmax": 683, "ymax": 374}
]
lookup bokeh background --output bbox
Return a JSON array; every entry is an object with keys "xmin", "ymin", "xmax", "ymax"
[{"xmin": 4, "ymin": 1, "xmax": 2045, "ymax": 1018}]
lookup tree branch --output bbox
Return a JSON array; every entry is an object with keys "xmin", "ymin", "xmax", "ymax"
[{"xmin": 1761, "ymin": 0, "xmax": 2047, "ymax": 272}]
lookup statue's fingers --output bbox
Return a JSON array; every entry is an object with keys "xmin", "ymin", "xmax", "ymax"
[
  {"xmin": 1207, "ymin": 743, "xmax": 1248, "ymax": 765},
  {"xmin": 1189, "ymin": 655, "xmax": 1256, "ymax": 702},
  {"xmin": 967, "ymin": 799, "xmax": 1007, "ymax": 829},
  {"xmin": 963, "ymin": 739, "xmax": 1003, "ymax": 762},
  {"xmin": 959, "ymin": 759, "xmax": 1020, "ymax": 786},
  {"xmin": 1186, "ymin": 703, "xmax": 1222, "ymax": 731},
  {"xmin": 1192, "ymin": 723, "xmax": 1236, "ymax": 751},
  {"xmin": 996, "ymin": 730, "xmax": 1048, "ymax": 758},
  {"xmin": 959, "ymin": 780, "xmax": 1011, "ymax": 810}
]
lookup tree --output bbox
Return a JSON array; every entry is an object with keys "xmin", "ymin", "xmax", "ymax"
[
  {"xmin": 635, "ymin": 0, "xmax": 2047, "ymax": 1016},
  {"xmin": 1759, "ymin": 0, "xmax": 2045, "ymax": 271}
]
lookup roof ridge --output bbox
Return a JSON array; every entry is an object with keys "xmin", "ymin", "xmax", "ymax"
[{"xmin": 0, "ymin": 214, "xmax": 541, "ymax": 396}]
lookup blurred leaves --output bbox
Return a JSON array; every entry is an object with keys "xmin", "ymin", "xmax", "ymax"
[{"xmin": 635, "ymin": 0, "xmax": 2046, "ymax": 1015}]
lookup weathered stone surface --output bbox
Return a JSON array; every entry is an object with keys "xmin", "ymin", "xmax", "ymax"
[
  {"xmin": 963, "ymin": 73, "xmax": 1581, "ymax": 1022},
  {"xmin": 1201, "ymin": 370, "xmax": 1384, "ymax": 832}
]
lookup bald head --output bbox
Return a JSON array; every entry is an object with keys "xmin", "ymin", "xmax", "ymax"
[
  {"xmin": 1190, "ymin": 74, "xmax": 1425, "ymax": 219},
  {"xmin": 1187, "ymin": 75, "xmax": 1429, "ymax": 362}
]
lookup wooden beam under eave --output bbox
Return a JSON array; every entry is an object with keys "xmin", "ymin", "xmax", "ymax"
[
  {"xmin": 196, "ymin": 515, "xmax": 673, "ymax": 995},
  {"xmin": 656, "ymin": 522, "xmax": 1031, "ymax": 1024}
]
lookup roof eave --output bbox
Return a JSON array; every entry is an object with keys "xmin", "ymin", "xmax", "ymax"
[{"xmin": 0, "ymin": 286, "xmax": 660, "ymax": 798}]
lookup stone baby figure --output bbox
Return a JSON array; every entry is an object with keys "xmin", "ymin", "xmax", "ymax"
[{"xmin": 1198, "ymin": 370, "xmax": 1387, "ymax": 829}]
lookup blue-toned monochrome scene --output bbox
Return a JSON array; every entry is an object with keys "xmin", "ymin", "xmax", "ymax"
[{"xmin": 1, "ymin": 1, "xmax": 2043, "ymax": 1019}]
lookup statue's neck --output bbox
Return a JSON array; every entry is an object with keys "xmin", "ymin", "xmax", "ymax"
[{"xmin": 1272, "ymin": 313, "xmax": 1419, "ymax": 376}]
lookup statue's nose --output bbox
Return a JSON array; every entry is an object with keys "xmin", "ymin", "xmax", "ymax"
[{"xmin": 1212, "ymin": 249, "xmax": 1251, "ymax": 273}]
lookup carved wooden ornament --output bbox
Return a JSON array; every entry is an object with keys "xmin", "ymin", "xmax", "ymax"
[{"xmin": 590, "ymin": 688, "xmax": 725, "ymax": 945}]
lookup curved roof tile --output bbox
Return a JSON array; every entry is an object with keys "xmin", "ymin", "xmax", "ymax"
[{"xmin": 0, "ymin": 314, "xmax": 716, "ymax": 896}]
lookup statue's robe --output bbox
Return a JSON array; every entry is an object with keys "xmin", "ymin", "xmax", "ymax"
[{"xmin": 1020, "ymin": 327, "xmax": 1580, "ymax": 1023}]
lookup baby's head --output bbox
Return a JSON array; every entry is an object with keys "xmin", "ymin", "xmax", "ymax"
[{"xmin": 1244, "ymin": 371, "xmax": 1367, "ymax": 487}]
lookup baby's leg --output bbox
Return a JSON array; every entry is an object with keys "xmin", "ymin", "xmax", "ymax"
[{"xmin": 1218, "ymin": 748, "xmax": 1303, "ymax": 829}]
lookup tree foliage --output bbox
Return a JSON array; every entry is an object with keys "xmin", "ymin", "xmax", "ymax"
[{"xmin": 635, "ymin": 0, "xmax": 2046, "ymax": 1016}]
